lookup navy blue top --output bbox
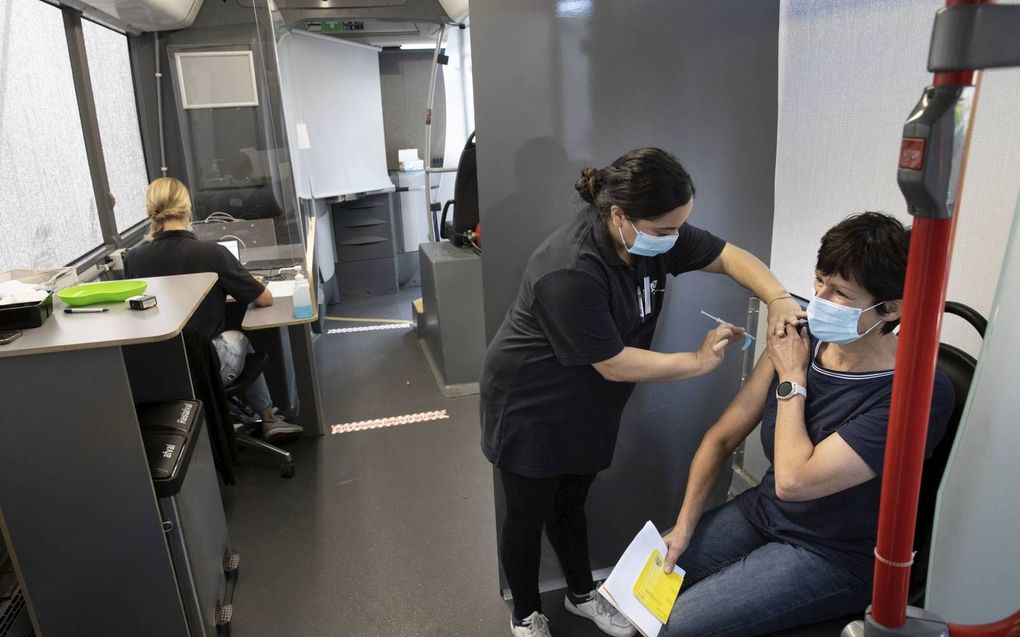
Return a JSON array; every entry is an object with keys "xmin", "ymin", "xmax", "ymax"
[
  {"xmin": 480, "ymin": 208, "xmax": 725, "ymax": 478},
  {"xmin": 737, "ymin": 338, "xmax": 955, "ymax": 580}
]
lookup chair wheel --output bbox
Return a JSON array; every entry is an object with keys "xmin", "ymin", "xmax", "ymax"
[{"xmin": 281, "ymin": 462, "xmax": 295, "ymax": 479}]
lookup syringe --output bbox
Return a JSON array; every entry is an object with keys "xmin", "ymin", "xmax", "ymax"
[{"xmin": 700, "ymin": 310, "xmax": 756, "ymax": 351}]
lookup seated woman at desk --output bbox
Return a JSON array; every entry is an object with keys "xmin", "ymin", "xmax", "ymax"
[
  {"xmin": 658, "ymin": 212, "xmax": 954, "ymax": 636},
  {"xmin": 124, "ymin": 177, "xmax": 303, "ymax": 444}
]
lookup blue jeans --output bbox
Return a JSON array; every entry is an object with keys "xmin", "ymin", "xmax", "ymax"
[
  {"xmin": 659, "ymin": 500, "xmax": 870, "ymax": 637},
  {"xmin": 212, "ymin": 330, "xmax": 274, "ymax": 414}
]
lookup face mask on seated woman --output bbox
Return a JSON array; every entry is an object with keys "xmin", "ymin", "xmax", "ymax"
[{"xmin": 807, "ymin": 295, "xmax": 884, "ymax": 344}]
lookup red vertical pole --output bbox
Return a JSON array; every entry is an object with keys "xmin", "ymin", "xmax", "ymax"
[{"xmin": 869, "ymin": 0, "xmax": 989, "ymax": 627}]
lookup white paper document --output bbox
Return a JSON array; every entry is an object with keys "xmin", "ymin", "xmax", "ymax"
[
  {"xmin": 599, "ymin": 521, "xmax": 685, "ymax": 637},
  {"xmin": 267, "ymin": 280, "xmax": 296, "ymax": 298}
]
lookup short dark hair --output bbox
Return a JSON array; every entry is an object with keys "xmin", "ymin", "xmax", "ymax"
[
  {"xmin": 816, "ymin": 212, "xmax": 910, "ymax": 334},
  {"xmin": 575, "ymin": 147, "xmax": 695, "ymax": 221}
]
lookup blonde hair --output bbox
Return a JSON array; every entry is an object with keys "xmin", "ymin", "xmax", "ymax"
[{"xmin": 145, "ymin": 177, "xmax": 193, "ymax": 239}]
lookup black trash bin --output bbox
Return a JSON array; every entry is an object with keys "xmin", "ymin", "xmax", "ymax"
[
  {"xmin": 136, "ymin": 401, "xmax": 238, "ymax": 637},
  {"xmin": 139, "ymin": 400, "xmax": 202, "ymax": 498}
]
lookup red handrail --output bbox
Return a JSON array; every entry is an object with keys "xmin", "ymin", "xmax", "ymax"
[
  {"xmin": 869, "ymin": 0, "xmax": 990, "ymax": 627},
  {"xmin": 950, "ymin": 610, "xmax": 1020, "ymax": 637}
]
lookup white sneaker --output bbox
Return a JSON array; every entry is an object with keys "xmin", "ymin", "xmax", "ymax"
[
  {"xmin": 564, "ymin": 591, "xmax": 636, "ymax": 637},
  {"xmin": 511, "ymin": 611, "xmax": 552, "ymax": 637}
]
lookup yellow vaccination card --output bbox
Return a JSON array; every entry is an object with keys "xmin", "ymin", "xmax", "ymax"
[{"xmin": 632, "ymin": 549, "xmax": 684, "ymax": 624}]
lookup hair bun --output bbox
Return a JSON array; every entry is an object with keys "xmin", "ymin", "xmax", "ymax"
[{"xmin": 574, "ymin": 167, "xmax": 602, "ymax": 204}]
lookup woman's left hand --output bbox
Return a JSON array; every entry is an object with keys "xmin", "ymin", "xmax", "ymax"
[
  {"xmin": 766, "ymin": 322, "xmax": 810, "ymax": 383},
  {"xmin": 767, "ymin": 296, "xmax": 807, "ymax": 337}
]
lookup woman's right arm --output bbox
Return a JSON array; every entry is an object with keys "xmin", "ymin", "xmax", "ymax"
[
  {"xmin": 252, "ymin": 286, "xmax": 273, "ymax": 307},
  {"xmin": 592, "ymin": 324, "xmax": 744, "ymax": 383},
  {"xmin": 662, "ymin": 354, "xmax": 775, "ymax": 573}
]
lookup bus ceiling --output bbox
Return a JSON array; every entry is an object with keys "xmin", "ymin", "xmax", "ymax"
[{"xmin": 64, "ymin": 0, "xmax": 467, "ymax": 36}]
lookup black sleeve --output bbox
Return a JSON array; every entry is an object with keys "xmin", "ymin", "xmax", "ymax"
[
  {"xmin": 122, "ymin": 250, "xmax": 136, "ymax": 279},
  {"xmin": 215, "ymin": 247, "xmax": 265, "ymax": 306},
  {"xmin": 838, "ymin": 374, "xmax": 955, "ymax": 475},
  {"xmin": 531, "ymin": 269, "xmax": 625, "ymax": 366},
  {"xmin": 664, "ymin": 223, "xmax": 727, "ymax": 276}
]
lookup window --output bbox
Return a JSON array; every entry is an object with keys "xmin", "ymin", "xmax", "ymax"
[
  {"xmin": 0, "ymin": 0, "xmax": 103, "ymax": 271},
  {"xmin": 83, "ymin": 19, "xmax": 150, "ymax": 232},
  {"xmin": 176, "ymin": 51, "xmax": 260, "ymax": 109}
]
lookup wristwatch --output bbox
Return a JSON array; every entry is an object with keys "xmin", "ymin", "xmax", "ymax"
[{"xmin": 776, "ymin": 380, "xmax": 807, "ymax": 401}]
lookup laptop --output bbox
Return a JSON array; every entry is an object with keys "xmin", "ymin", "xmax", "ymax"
[{"xmin": 217, "ymin": 239, "xmax": 241, "ymax": 261}]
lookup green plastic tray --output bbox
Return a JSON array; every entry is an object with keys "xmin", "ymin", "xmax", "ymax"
[{"xmin": 57, "ymin": 280, "xmax": 148, "ymax": 307}]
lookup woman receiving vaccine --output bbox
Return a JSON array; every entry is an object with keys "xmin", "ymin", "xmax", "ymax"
[
  {"xmin": 480, "ymin": 148, "xmax": 803, "ymax": 637},
  {"xmin": 658, "ymin": 212, "xmax": 954, "ymax": 636}
]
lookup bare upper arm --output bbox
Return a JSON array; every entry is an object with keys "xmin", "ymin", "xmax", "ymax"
[{"xmin": 253, "ymin": 286, "xmax": 273, "ymax": 307}]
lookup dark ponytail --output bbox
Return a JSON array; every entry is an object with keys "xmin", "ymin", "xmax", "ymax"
[
  {"xmin": 577, "ymin": 147, "xmax": 695, "ymax": 221},
  {"xmin": 575, "ymin": 167, "xmax": 602, "ymax": 204}
]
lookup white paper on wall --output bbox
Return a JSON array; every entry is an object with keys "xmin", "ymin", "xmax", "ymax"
[{"xmin": 276, "ymin": 32, "xmax": 393, "ymax": 199}]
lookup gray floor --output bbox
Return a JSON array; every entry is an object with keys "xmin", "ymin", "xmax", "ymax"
[{"xmin": 222, "ymin": 285, "xmax": 607, "ymax": 637}]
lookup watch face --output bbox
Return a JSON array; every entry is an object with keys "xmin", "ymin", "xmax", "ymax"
[{"xmin": 777, "ymin": 381, "xmax": 793, "ymax": 398}]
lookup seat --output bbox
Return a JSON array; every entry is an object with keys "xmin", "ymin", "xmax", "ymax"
[
  {"xmin": 223, "ymin": 352, "xmax": 296, "ymax": 479},
  {"xmin": 761, "ymin": 301, "xmax": 985, "ymax": 637}
]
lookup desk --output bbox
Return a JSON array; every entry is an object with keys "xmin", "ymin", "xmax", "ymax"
[
  {"xmin": 235, "ymin": 232, "xmax": 326, "ymax": 437},
  {"xmin": 0, "ymin": 274, "xmax": 226, "ymax": 637},
  {"xmin": 242, "ymin": 294, "xmax": 326, "ymax": 436}
]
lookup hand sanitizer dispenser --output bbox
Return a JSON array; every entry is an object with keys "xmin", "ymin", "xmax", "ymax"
[{"xmin": 292, "ymin": 274, "xmax": 312, "ymax": 319}]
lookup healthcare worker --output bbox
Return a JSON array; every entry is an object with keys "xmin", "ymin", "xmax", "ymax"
[{"xmin": 480, "ymin": 148, "xmax": 803, "ymax": 637}]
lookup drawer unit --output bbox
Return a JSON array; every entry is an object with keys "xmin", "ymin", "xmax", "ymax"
[
  {"xmin": 335, "ymin": 233, "xmax": 393, "ymax": 262},
  {"xmin": 336, "ymin": 257, "xmax": 398, "ymax": 298},
  {"xmin": 332, "ymin": 195, "xmax": 397, "ymax": 263},
  {"xmin": 331, "ymin": 194, "xmax": 400, "ymax": 296}
]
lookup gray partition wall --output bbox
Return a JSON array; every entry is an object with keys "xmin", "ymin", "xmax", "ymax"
[{"xmin": 470, "ymin": 0, "xmax": 781, "ymax": 593}]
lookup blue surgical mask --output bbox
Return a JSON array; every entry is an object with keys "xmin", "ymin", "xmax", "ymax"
[
  {"xmin": 807, "ymin": 295, "xmax": 884, "ymax": 344},
  {"xmin": 619, "ymin": 219, "xmax": 679, "ymax": 257}
]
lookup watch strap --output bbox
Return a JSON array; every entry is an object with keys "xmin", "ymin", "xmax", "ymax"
[{"xmin": 777, "ymin": 381, "xmax": 807, "ymax": 400}]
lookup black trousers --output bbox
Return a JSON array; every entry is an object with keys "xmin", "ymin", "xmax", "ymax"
[{"xmin": 500, "ymin": 469, "xmax": 597, "ymax": 617}]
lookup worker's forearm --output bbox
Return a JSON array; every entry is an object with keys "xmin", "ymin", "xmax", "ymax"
[
  {"xmin": 596, "ymin": 346, "xmax": 706, "ymax": 383},
  {"xmin": 721, "ymin": 245, "xmax": 788, "ymax": 303},
  {"xmin": 253, "ymin": 287, "xmax": 274, "ymax": 307}
]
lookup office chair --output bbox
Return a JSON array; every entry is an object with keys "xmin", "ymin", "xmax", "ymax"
[
  {"xmin": 764, "ymin": 301, "xmax": 985, "ymax": 636},
  {"xmin": 223, "ymin": 352, "xmax": 296, "ymax": 479}
]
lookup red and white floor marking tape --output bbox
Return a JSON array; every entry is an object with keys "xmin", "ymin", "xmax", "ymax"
[
  {"xmin": 331, "ymin": 409, "xmax": 449, "ymax": 435},
  {"xmin": 326, "ymin": 322, "xmax": 413, "ymax": 335}
]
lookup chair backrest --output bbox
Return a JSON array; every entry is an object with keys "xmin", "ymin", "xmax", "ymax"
[
  {"xmin": 910, "ymin": 301, "xmax": 985, "ymax": 594},
  {"xmin": 441, "ymin": 132, "xmax": 478, "ymax": 247}
]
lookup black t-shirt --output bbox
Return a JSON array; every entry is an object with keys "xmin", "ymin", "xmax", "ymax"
[
  {"xmin": 123, "ymin": 230, "xmax": 265, "ymax": 340},
  {"xmin": 736, "ymin": 338, "xmax": 955, "ymax": 580},
  {"xmin": 481, "ymin": 208, "xmax": 726, "ymax": 478}
]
